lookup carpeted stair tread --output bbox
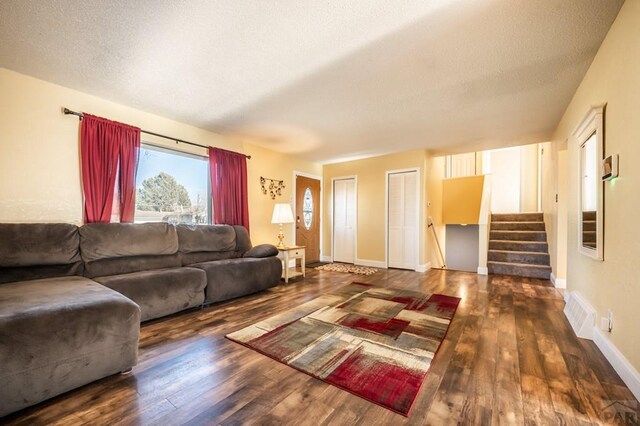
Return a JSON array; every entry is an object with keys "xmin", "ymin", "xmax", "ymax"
[
  {"xmin": 488, "ymin": 261, "xmax": 551, "ymax": 279},
  {"xmin": 488, "ymin": 249, "xmax": 550, "ymax": 265},
  {"xmin": 489, "ymin": 239, "xmax": 548, "ymax": 251},
  {"xmin": 491, "ymin": 212, "xmax": 543, "ymax": 222},
  {"xmin": 490, "ymin": 221, "xmax": 546, "ymax": 231},
  {"xmin": 488, "ymin": 260, "xmax": 551, "ymax": 269},
  {"xmin": 489, "ymin": 230, "xmax": 547, "ymax": 241}
]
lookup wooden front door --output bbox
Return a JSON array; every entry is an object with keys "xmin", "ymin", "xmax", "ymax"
[{"xmin": 295, "ymin": 175, "xmax": 321, "ymax": 263}]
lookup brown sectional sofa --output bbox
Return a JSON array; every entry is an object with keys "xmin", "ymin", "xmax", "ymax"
[{"xmin": 0, "ymin": 222, "xmax": 282, "ymax": 418}]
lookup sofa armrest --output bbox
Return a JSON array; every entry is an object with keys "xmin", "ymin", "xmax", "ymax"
[{"xmin": 243, "ymin": 244, "xmax": 279, "ymax": 258}]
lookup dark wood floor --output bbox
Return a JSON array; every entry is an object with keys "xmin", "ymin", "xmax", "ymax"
[{"xmin": 3, "ymin": 269, "xmax": 638, "ymax": 425}]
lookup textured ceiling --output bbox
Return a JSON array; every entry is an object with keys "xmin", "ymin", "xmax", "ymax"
[{"xmin": 0, "ymin": 0, "xmax": 623, "ymax": 163}]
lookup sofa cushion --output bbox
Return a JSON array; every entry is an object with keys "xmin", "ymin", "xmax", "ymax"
[
  {"xmin": 83, "ymin": 253, "xmax": 181, "ymax": 279},
  {"xmin": 191, "ymin": 257, "xmax": 282, "ymax": 304},
  {"xmin": 176, "ymin": 224, "xmax": 236, "ymax": 253},
  {"xmin": 233, "ymin": 225, "xmax": 252, "ymax": 254},
  {"xmin": 0, "ymin": 223, "xmax": 80, "ymax": 267},
  {"xmin": 93, "ymin": 267, "xmax": 206, "ymax": 322},
  {"xmin": 80, "ymin": 223, "xmax": 178, "ymax": 262},
  {"xmin": 0, "ymin": 223, "xmax": 83, "ymax": 285},
  {"xmin": 0, "ymin": 263, "xmax": 84, "ymax": 286},
  {"xmin": 0, "ymin": 276, "xmax": 140, "ymax": 417},
  {"xmin": 244, "ymin": 244, "xmax": 278, "ymax": 258}
]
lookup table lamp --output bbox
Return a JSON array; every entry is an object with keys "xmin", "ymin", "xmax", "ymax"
[{"xmin": 271, "ymin": 203, "xmax": 294, "ymax": 248}]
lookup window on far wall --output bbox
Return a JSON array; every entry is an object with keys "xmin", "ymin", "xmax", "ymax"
[{"xmin": 134, "ymin": 144, "xmax": 211, "ymax": 225}]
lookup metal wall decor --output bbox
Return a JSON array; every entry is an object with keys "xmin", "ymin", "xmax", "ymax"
[{"xmin": 260, "ymin": 176, "xmax": 285, "ymax": 199}]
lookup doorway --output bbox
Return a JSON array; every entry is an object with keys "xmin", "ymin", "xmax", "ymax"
[
  {"xmin": 295, "ymin": 174, "xmax": 321, "ymax": 263},
  {"xmin": 332, "ymin": 177, "xmax": 357, "ymax": 264},
  {"xmin": 386, "ymin": 169, "xmax": 419, "ymax": 270}
]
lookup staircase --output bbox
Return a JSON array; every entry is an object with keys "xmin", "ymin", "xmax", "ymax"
[{"xmin": 488, "ymin": 212, "xmax": 551, "ymax": 279}]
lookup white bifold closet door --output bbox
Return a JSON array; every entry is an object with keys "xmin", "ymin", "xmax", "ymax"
[
  {"xmin": 388, "ymin": 171, "xmax": 418, "ymax": 270},
  {"xmin": 333, "ymin": 178, "xmax": 356, "ymax": 263}
]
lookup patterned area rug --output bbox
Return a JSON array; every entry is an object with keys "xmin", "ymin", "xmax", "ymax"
[
  {"xmin": 226, "ymin": 282, "xmax": 460, "ymax": 416},
  {"xmin": 314, "ymin": 263, "xmax": 379, "ymax": 275}
]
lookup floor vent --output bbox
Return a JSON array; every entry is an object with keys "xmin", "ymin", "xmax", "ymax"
[{"xmin": 564, "ymin": 291, "xmax": 596, "ymax": 339}]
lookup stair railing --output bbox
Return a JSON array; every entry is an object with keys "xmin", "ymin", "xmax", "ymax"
[{"xmin": 427, "ymin": 215, "xmax": 446, "ymax": 269}]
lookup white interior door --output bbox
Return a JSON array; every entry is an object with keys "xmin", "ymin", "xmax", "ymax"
[
  {"xmin": 333, "ymin": 178, "xmax": 356, "ymax": 263},
  {"xmin": 447, "ymin": 153, "xmax": 476, "ymax": 178},
  {"xmin": 388, "ymin": 171, "xmax": 418, "ymax": 270}
]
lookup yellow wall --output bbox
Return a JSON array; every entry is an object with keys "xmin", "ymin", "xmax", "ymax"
[
  {"xmin": 426, "ymin": 155, "xmax": 446, "ymax": 268},
  {"xmin": 243, "ymin": 142, "xmax": 321, "ymax": 246},
  {"xmin": 0, "ymin": 68, "xmax": 320, "ymax": 244},
  {"xmin": 322, "ymin": 150, "xmax": 428, "ymax": 267},
  {"xmin": 548, "ymin": 0, "xmax": 640, "ymax": 371},
  {"xmin": 442, "ymin": 175, "xmax": 485, "ymax": 225}
]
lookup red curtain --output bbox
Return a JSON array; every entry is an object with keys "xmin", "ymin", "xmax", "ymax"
[
  {"xmin": 81, "ymin": 114, "xmax": 140, "ymax": 223},
  {"xmin": 209, "ymin": 147, "xmax": 250, "ymax": 231},
  {"xmin": 118, "ymin": 130, "xmax": 141, "ymax": 222}
]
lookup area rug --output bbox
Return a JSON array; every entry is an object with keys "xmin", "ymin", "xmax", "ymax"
[
  {"xmin": 226, "ymin": 282, "xmax": 460, "ymax": 416},
  {"xmin": 314, "ymin": 263, "xmax": 379, "ymax": 275}
]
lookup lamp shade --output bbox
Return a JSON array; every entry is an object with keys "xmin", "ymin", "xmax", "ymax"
[{"xmin": 271, "ymin": 203, "xmax": 294, "ymax": 224}]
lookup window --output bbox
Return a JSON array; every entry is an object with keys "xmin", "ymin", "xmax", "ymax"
[
  {"xmin": 135, "ymin": 144, "xmax": 210, "ymax": 224},
  {"xmin": 302, "ymin": 187, "xmax": 313, "ymax": 229}
]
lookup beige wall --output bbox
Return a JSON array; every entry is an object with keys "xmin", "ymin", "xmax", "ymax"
[
  {"xmin": 519, "ymin": 143, "xmax": 539, "ymax": 212},
  {"xmin": 541, "ymin": 141, "xmax": 558, "ymax": 275},
  {"xmin": 0, "ymin": 68, "xmax": 321, "ymax": 244},
  {"xmin": 548, "ymin": 0, "xmax": 640, "ymax": 370},
  {"xmin": 427, "ymin": 155, "xmax": 446, "ymax": 268},
  {"xmin": 323, "ymin": 150, "xmax": 428, "ymax": 267}
]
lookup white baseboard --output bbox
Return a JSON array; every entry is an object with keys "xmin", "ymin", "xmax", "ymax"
[
  {"xmin": 320, "ymin": 255, "xmax": 332, "ymax": 263},
  {"xmin": 593, "ymin": 327, "xmax": 640, "ymax": 402},
  {"xmin": 416, "ymin": 262, "xmax": 431, "ymax": 273},
  {"xmin": 550, "ymin": 272, "xmax": 567, "ymax": 289},
  {"xmin": 355, "ymin": 258, "xmax": 387, "ymax": 269},
  {"xmin": 477, "ymin": 266, "xmax": 488, "ymax": 275}
]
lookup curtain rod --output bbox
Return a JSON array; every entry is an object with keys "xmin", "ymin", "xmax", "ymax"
[{"xmin": 62, "ymin": 107, "xmax": 251, "ymax": 159}]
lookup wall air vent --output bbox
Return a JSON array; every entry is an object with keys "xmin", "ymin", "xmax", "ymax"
[{"xmin": 564, "ymin": 291, "xmax": 596, "ymax": 339}]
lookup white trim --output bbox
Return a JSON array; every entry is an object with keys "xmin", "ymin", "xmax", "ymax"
[
  {"xmin": 331, "ymin": 175, "xmax": 358, "ymax": 265},
  {"xmin": 355, "ymin": 258, "xmax": 388, "ymax": 269},
  {"xmin": 550, "ymin": 272, "xmax": 567, "ymax": 289},
  {"xmin": 385, "ymin": 168, "xmax": 421, "ymax": 271},
  {"xmin": 564, "ymin": 290, "xmax": 571, "ymax": 303},
  {"xmin": 477, "ymin": 266, "xmax": 488, "ymax": 275},
  {"xmin": 572, "ymin": 104, "xmax": 605, "ymax": 261},
  {"xmin": 593, "ymin": 327, "xmax": 640, "ymax": 402},
  {"xmin": 416, "ymin": 262, "xmax": 431, "ymax": 273},
  {"xmin": 292, "ymin": 171, "xmax": 323, "ymax": 260}
]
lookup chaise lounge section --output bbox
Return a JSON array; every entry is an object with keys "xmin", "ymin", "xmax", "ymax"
[
  {"xmin": 0, "ymin": 224, "xmax": 140, "ymax": 418},
  {"xmin": 0, "ymin": 222, "xmax": 282, "ymax": 418}
]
